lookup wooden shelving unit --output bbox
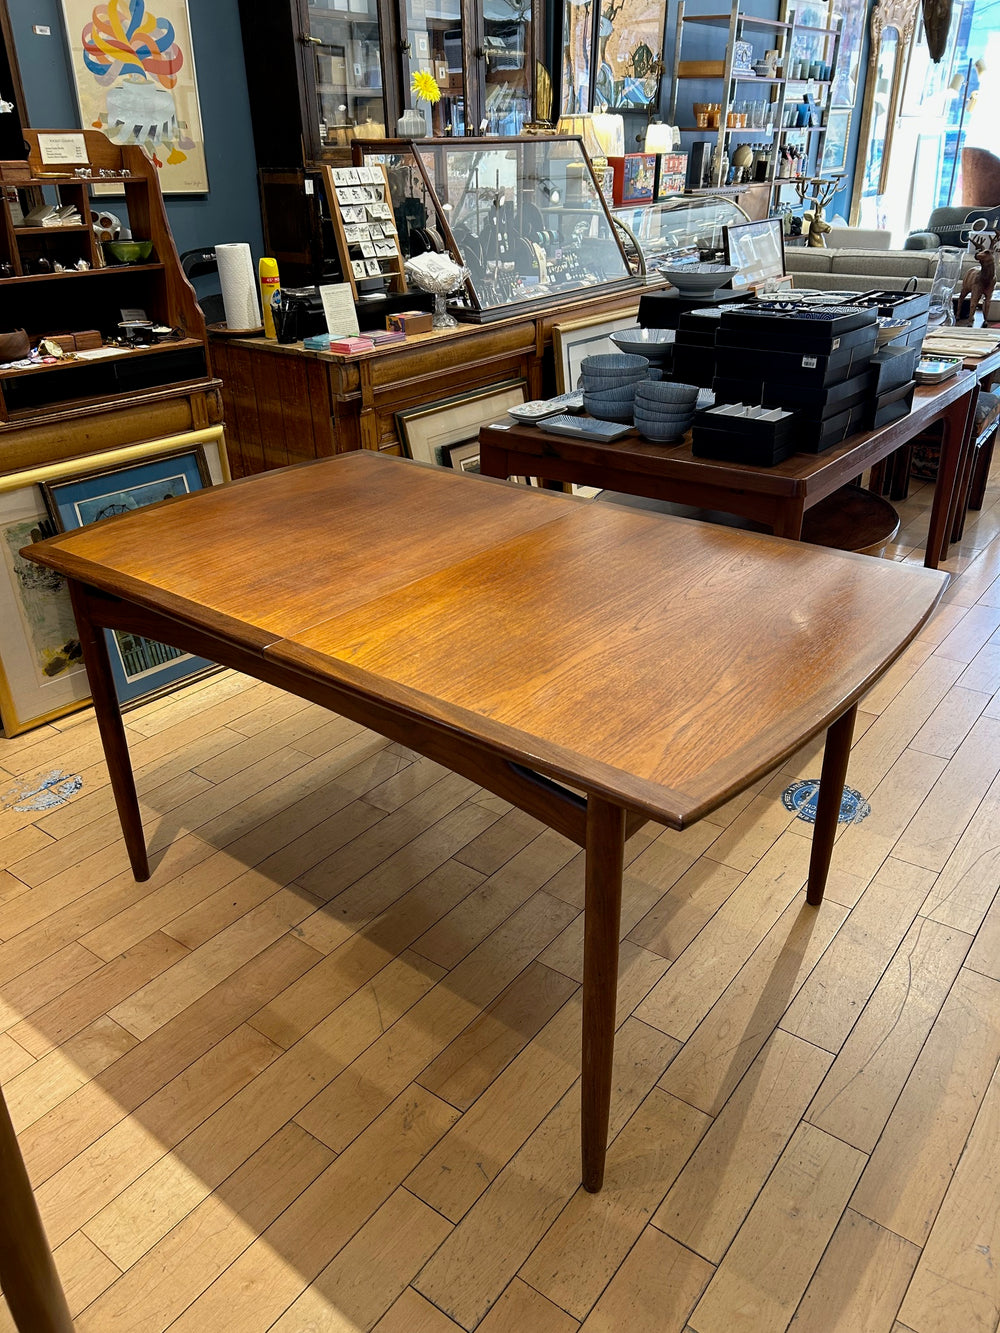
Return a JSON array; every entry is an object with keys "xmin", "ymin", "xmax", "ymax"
[
  {"xmin": 669, "ymin": 4, "xmax": 841, "ymax": 204},
  {"xmin": 323, "ymin": 161, "xmax": 406, "ymax": 304},
  {"xmin": 0, "ymin": 129, "xmax": 212, "ymax": 426}
]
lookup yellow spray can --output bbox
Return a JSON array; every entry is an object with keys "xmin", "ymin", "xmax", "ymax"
[{"xmin": 258, "ymin": 257, "xmax": 280, "ymax": 338}]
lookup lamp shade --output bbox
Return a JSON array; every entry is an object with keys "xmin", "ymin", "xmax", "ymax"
[
  {"xmin": 644, "ymin": 120, "xmax": 674, "ymax": 153},
  {"xmin": 592, "ymin": 111, "xmax": 625, "ymax": 157},
  {"xmin": 555, "ymin": 113, "xmax": 606, "ymax": 163}
]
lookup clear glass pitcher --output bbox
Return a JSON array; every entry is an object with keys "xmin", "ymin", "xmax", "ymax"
[{"xmin": 927, "ymin": 246, "xmax": 965, "ymax": 327}]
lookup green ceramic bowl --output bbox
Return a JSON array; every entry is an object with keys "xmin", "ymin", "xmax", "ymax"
[{"xmin": 105, "ymin": 239, "xmax": 154, "ymax": 264}]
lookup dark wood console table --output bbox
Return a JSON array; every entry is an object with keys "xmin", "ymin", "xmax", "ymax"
[{"xmin": 480, "ymin": 370, "xmax": 979, "ymax": 570}]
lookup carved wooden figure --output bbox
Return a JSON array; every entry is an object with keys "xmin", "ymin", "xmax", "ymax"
[{"xmin": 957, "ymin": 233, "xmax": 999, "ymax": 326}]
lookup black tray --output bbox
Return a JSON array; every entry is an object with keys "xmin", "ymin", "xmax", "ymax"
[
  {"xmin": 870, "ymin": 344, "xmax": 920, "ymax": 394},
  {"xmin": 672, "ymin": 347, "xmax": 717, "ymax": 387},
  {"xmin": 794, "ymin": 402, "xmax": 869, "ymax": 452},
  {"xmin": 729, "ymin": 343, "xmax": 874, "ymax": 388},
  {"xmin": 715, "ymin": 320, "xmax": 878, "ymax": 357},
  {"xmin": 852, "ymin": 290, "xmax": 931, "ymax": 320},
  {"xmin": 691, "ymin": 425, "xmax": 798, "ymax": 467},
  {"xmin": 870, "ymin": 379, "xmax": 916, "ymax": 428},
  {"xmin": 720, "ymin": 304, "xmax": 878, "ymax": 339}
]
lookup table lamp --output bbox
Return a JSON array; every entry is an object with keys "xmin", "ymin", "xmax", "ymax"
[
  {"xmin": 555, "ymin": 113, "xmax": 607, "ymax": 166},
  {"xmin": 645, "ymin": 119, "xmax": 682, "ymax": 199},
  {"xmin": 592, "ymin": 111, "xmax": 625, "ymax": 159},
  {"xmin": 555, "ymin": 113, "xmax": 614, "ymax": 204}
]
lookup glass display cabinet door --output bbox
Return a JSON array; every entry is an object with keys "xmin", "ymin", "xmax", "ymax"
[
  {"xmin": 302, "ymin": 0, "xmax": 390, "ymax": 149},
  {"xmin": 403, "ymin": 0, "xmax": 468, "ymax": 135},
  {"xmin": 479, "ymin": 0, "xmax": 536, "ymax": 134}
]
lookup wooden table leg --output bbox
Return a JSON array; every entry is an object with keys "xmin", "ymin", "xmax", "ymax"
[
  {"xmin": 771, "ymin": 499, "xmax": 806, "ymax": 541},
  {"xmin": 925, "ymin": 391, "xmax": 976, "ymax": 569},
  {"xmin": 806, "ymin": 703, "xmax": 858, "ymax": 906},
  {"xmin": 68, "ymin": 583, "xmax": 149, "ymax": 882},
  {"xmin": 0, "ymin": 1084, "xmax": 74, "ymax": 1332},
  {"xmin": 581, "ymin": 795, "xmax": 627, "ymax": 1193}
]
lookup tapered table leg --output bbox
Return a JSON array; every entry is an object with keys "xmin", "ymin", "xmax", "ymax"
[
  {"xmin": 0, "ymin": 1084, "xmax": 74, "ymax": 1332},
  {"xmin": 68, "ymin": 583, "xmax": 149, "ymax": 882},
  {"xmin": 807, "ymin": 703, "xmax": 858, "ymax": 906},
  {"xmin": 926, "ymin": 391, "xmax": 976, "ymax": 569},
  {"xmin": 581, "ymin": 795, "xmax": 627, "ymax": 1193}
]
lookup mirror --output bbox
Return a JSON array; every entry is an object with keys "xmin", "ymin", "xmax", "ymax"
[{"xmin": 850, "ymin": 0, "xmax": 918, "ymax": 222}]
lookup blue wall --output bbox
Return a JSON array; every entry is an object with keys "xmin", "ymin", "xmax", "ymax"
[{"xmin": 7, "ymin": 0, "xmax": 263, "ymax": 260}]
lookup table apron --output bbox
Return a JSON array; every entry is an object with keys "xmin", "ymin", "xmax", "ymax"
[{"xmin": 78, "ymin": 585, "xmax": 650, "ymax": 849}]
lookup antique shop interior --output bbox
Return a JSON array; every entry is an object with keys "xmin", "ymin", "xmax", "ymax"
[{"xmin": 3, "ymin": 0, "xmax": 1000, "ymax": 1330}]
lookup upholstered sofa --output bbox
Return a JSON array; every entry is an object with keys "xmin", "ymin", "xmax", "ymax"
[{"xmin": 783, "ymin": 245, "xmax": 1000, "ymax": 320}]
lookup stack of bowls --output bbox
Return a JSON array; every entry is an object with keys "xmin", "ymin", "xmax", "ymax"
[
  {"xmin": 610, "ymin": 328, "xmax": 674, "ymax": 383},
  {"xmin": 633, "ymin": 381, "xmax": 699, "ymax": 442},
  {"xmin": 580, "ymin": 352, "xmax": 649, "ymax": 423}
]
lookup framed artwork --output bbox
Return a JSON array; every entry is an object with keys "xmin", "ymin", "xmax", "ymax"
[
  {"xmin": 396, "ymin": 381, "xmax": 528, "ymax": 467},
  {"xmin": 552, "ymin": 307, "xmax": 641, "ymax": 394},
  {"xmin": 445, "ymin": 440, "xmax": 482, "ymax": 473},
  {"xmin": 594, "ymin": 0, "xmax": 665, "ymax": 110},
  {"xmin": 60, "ymin": 0, "xmax": 208, "ymax": 194},
  {"xmin": 0, "ymin": 430, "xmax": 226, "ymax": 736},
  {"xmin": 41, "ymin": 441, "xmax": 225, "ymax": 707},
  {"xmin": 0, "ymin": 485, "xmax": 91, "ymax": 737},
  {"xmin": 724, "ymin": 218, "xmax": 786, "ymax": 289},
  {"xmin": 830, "ymin": 0, "xmax": 867, "ymax": 107},
  {"xmin": 821, "ymin": 108, "xmax": 852, "ymax": 173}
]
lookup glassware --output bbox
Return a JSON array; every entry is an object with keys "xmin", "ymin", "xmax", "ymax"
[{"xmin": 927, "ymin": 246, "xmax": 965, "ymax": 328}]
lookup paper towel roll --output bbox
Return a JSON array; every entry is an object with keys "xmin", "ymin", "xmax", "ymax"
[{"xmin": 216, "ymin": 242, "xmax": 261, "ymax": 331}]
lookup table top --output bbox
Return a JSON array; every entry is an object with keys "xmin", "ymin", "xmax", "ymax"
[
  {"xmin": 481, "ymin": 369, "xmax": 976, "ymax": 500},
  {"xmin": 26, "ymin": 452, "xmax": 946, "ymax": 827}
]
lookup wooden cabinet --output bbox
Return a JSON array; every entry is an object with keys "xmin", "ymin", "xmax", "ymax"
[
  {"xmin": 0, "ymin": 130, "xmax": 221, "ymax": 475},
  {"xmin": 212, "ymin": 285, "xmax": 661, "ymax": 477},
  {"xmin": 237, "ymin": 0, "xmax": 545, "ymax": 170}
]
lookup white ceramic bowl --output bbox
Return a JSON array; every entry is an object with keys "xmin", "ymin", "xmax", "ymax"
[{"xmin": 660, "ymin": 263, "xmax": 738, "ymax": 296}]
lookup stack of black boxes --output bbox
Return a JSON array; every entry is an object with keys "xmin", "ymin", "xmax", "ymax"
[{"xmin": 686, "ymin": 292, "xmax": 928, "ymax": 465}]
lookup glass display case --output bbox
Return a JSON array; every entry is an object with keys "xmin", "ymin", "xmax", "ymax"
[
  {"xmin": 306, "ymin": 0, "xmax": 389, "ymax": 146},
  {"xmin": 354, "ymin": 135, "xmax": 640, "ymax": 322},
  {"xmin": 611, "ymin": 194, "xmax": 751, "ymax": 274}
]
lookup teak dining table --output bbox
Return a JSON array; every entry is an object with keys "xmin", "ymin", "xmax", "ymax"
[{"xmin": 8, "ymin": 450, "xmax": 947, "ymax": 1332}]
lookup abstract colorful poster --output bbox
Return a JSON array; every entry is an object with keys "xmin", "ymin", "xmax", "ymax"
[{"xmin": 61, "ymin": 0, "xmax": 208, "ymax": 192}]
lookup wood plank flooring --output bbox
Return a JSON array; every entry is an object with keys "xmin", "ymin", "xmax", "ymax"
[{"xmin": 3, "ymin": 462, "xmax": 1000, "ymax": 1332}]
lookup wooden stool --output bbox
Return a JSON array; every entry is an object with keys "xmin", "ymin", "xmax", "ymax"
[
  {"xmin": 597, "ymin": 484, "xmax": 900, "ymax": 557},
  {"xmin": 801, "ymin": 484, "xmax": 901, "ymax": 557}
]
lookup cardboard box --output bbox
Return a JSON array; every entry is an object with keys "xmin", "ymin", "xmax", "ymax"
[
  {"xmin": 608, "ymin": 154, "xmax": 656, "ymax": 206},
  {"xmin": 387, "ymin": 310, "xmax": 433, "ymax": 335}
]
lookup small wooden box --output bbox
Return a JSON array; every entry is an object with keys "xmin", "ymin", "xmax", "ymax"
[
  {"xmin": 387, "ymin": 309, "xmax": 433, "ymax": 334},
  {"xmin": 608, "ymin": 155, "xmax": 656, "ymax": 206}
]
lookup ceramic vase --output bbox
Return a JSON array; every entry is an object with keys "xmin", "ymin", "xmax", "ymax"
[{"xmin": 397, "ymin": 108, "xmax": 426, "ymax": 137}]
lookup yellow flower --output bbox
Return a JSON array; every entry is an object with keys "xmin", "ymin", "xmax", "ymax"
[{"xmin": 411, "ymin": 70, "xmax": 441, "ymax": 104}]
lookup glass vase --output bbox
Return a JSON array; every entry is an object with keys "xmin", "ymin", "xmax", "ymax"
[
  {"xmin": 927, "ymin": 246, "xmax": 964, "ymax": 328},
  {"xmin": 432, "ymin": 291, "xmax": 458, "ymax": 329}
]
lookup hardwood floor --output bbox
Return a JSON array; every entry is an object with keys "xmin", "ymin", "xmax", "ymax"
[{"xmin": 3, "ymin": 462, "xmax": 1000, "ymax": 1332}]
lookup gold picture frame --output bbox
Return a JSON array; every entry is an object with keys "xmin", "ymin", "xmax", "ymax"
[{"xmin": 0, "ymin": 427, "xmax": 227, "ymax": 737}]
